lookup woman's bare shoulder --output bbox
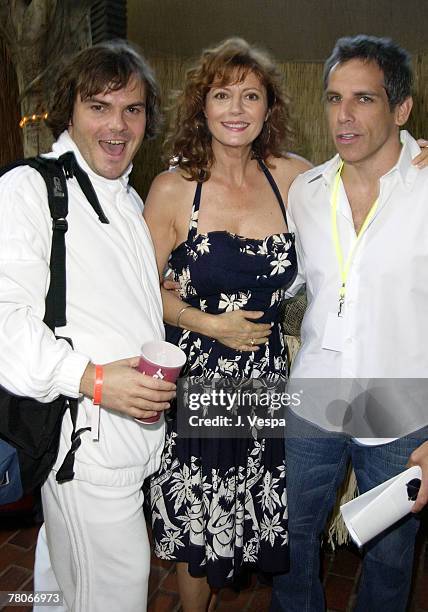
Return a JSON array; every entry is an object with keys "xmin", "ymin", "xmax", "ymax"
[
  {"xmin": 274, "ymin": 153, "xmax": 313, "ymax": 176},
  {"xmin": 148, "ymin": 168, "xmax": 194, "ymax": 198},
  {"xmin": 144, "ymin": 168, "xmax": 196, "ymax": 230},
  {"xmin": 266, "ymin": 154, "xmax": 312, "ymax": 195}
]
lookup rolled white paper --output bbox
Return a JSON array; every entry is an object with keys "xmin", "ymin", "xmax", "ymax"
[{"xmin": 340, "ymin": 465, "xmax": 422, "ymax": 547}]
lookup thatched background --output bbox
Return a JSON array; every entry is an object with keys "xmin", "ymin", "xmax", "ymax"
[
  {"xmin": 132, "ymin": 52, "xmax": 428, "ymax": 199},
  {"xmin": 0, "ymin": 38, "xmax": 23, "ymax": 165},
  {"xmin": 0, "ymin": 41, "xmax": 426, "ymax": 189}
]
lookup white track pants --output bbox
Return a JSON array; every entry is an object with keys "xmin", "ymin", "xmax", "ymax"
[{"xmin": 34, "ymin": 472, "xmax": 150, "ymax": 612}]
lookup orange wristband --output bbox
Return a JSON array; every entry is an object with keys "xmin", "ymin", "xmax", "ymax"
[{"xmin": 92, "ymin": 365, "xmax": 103, "ymax": 405}]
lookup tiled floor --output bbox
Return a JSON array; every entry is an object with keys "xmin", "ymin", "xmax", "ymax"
[{"xmin": 0, "ymin": 501, "xmax": 427, "ymax": 612}]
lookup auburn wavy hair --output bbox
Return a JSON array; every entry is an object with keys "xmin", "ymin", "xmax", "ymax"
[{"xmin": 165, "ymin": 38, "xmax": 294, "ymax": 181}]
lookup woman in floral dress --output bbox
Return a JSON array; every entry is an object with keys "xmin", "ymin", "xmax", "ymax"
[{"xmin": 144, "ymin": 38, "xmax": 311, "ymax": 611}]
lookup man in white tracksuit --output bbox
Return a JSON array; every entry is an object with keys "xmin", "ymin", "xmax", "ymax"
[{"xmin": 0, "ymin": 41, "xmax": 175, "ymax": 611}]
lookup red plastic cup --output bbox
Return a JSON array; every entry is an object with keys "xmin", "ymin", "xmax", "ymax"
[{"xmin": 136, "ymin": 340, "xmax": 186, "ymax": 424}]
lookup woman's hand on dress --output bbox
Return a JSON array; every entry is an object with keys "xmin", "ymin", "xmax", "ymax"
[
  {"xmin": 211, "ymin": 310, "xmax": 271, "ymax": 352},
  {"xmin": 413, "ymin": 139, "xmax": 428, "ymax": 168},
  {"xmin": 162, "ymin": 277, "xmax": 180, "ymax": 293}
]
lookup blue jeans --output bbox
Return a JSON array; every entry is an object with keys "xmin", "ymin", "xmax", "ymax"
[{"xmin": 271, "ymin": 410, "xmax": 426, "ymax": 612}]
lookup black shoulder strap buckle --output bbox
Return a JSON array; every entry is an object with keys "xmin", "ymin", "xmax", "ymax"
[
  {"xmin": 52, "ymin": 218, "xmax": 68, "ymax": 232},
  {"xmin": 32, "ymin": 157, "xmax": 69, "ymax": 223}
]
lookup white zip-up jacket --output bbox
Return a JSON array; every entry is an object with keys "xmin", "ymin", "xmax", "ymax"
[{"xmin": 0, "ymin": 132, "xmax": 165, "ymax": 485}]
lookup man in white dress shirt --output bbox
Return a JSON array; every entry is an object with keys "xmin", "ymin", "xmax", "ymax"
[
  {"xmin": 0, "ymin": 41, "xmax": 175, "ymax": 611},
  {"xmin": 271, "ymin": 35, "xmax": 428, "ymax": 612}
]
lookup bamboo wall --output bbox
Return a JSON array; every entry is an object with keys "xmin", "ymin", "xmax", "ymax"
[{"xmin": 132, "ymin": 52, "xmax": 428, "ymax": 199}]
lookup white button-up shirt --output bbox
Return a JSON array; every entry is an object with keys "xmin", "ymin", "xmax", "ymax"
[{"xmin": 286, "ymin": 131, "xmax": 428, "ymax": 441}]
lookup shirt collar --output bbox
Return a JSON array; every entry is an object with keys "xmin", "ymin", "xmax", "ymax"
[
  {"xmin": 318, "ymin": 130, "xmax": 419, "ymax": 190},
  {"xmin": 320, "ymin": 154, "xmax": 342, "ymax": 186},
  {"xmin": 383, "ymin": 129, "xmax": 419, "ymax": 188},
  {"xmin": 51, "ymin": 131, "xmax": 133, "ymax": 188}
]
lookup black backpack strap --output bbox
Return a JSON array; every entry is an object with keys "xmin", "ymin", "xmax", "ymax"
[
  {"xmin": 21, "ymin": 153, "xmax": 109, "ymax": 329},
  {"xmin": 55, "ymin": 398, "xmax": 90, "ymax": 483},
  {"xmin": 25, "ymin": 158, "xmax": 91, "ymax": 482},
  {"xmin": 59, "ymin": 152, "xmax": 109, "ymax": 224},
  {"xmin": 34, "ymin": 157, "xmax": 69, "ymax": 330},
  {"xmin": 0, "ymin": 159, "xmax": 40, "ymax": 178}
]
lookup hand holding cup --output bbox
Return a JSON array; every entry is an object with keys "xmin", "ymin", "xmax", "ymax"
[{"xmin": 137, "ymin": 340, "xmax": 186, "ymax": 424}]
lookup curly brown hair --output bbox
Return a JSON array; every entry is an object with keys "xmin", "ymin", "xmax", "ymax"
[
  {"xmin": 46, "ymin": 40, "xmax": 161, "ymax": 140},
  {"xmin": 165, "ymin": 38, "xmax": 294, "ymax": 181}
]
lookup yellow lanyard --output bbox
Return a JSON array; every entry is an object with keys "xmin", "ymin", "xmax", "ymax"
[{"xmin": 331, "ymin": 161, "xmax": 379, "ymax": 316}]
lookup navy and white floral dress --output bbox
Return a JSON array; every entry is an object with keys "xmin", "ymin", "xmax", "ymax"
[{"xmin": 149, "ymin": 160, "xmax": 297, "ymax": 588}]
